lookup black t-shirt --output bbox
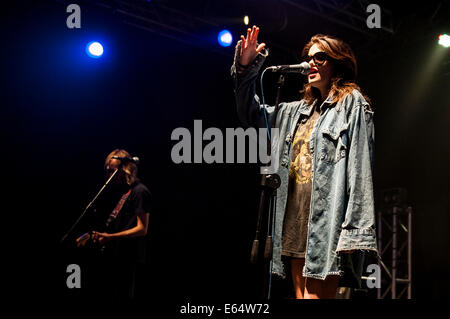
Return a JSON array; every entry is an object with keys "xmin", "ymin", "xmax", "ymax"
[{"xmin": 104, "ymin": 179, "xmax": 152, "ymax": 263}]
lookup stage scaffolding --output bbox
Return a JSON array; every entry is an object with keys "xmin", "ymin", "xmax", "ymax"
[{"xmin": 377, "ymin": 188, "xmax": 412, "ymax": 299}]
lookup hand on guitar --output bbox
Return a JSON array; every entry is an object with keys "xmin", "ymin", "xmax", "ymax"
[
  {"xmin": 91, "ymin": 231, "xmax": 112, "ymax": 245},
  {"xmin": 76, "ymin": 231, "xmax": 112, "ymax": 247}
]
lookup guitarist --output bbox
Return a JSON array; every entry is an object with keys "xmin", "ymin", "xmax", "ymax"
[{"xmin": 76, "ymin": 149, "xmax": 151, "ymax": 300}]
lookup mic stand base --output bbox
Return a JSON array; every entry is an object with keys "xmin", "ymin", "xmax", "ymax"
[{"xmin": 250, "ymin": 173, "xmax": 281, "ymax": 300}]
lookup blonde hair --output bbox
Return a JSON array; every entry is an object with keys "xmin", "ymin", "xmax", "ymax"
[{"xmin": 105, "ymin": 149, "xmax": 137, "ymax": 185}]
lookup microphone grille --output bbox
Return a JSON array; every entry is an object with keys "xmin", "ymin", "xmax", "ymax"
[{"xmin": 300, "ymin": 61, "xmax": 311, "ymax": 75}]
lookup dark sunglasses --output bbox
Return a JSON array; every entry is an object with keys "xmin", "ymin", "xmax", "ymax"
[{"xmin": 303, "ymin": 51, "xmax": 329, "ymax": 65}]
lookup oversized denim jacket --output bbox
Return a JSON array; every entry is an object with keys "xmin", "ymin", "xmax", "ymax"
[{"xmin": 231, "ymin": 41, "xmax": 378, "ymax": 280}]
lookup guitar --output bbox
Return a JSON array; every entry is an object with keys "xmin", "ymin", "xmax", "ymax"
[
  {"xmin": 76, "ymin": 232, "xmax": 93, "ymax": 247},
  {"xmin": 76, "ymin": 231, "xmax": 110, "ymax": 253}
]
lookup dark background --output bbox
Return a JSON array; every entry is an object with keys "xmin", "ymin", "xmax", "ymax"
[{"xmin": 3, "ymin": 0, "xmax": 449, "ymax": 307}]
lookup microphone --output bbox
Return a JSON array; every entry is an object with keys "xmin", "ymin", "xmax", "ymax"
[
  {"xmin": 266, "ymin": 61, "xmax": 311, "ymax": 75},
  {"xmin": 112, "ymin": 156, "xmax": 140, "ymax": 164}
]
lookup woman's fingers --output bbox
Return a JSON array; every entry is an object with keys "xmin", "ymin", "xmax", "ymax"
[
  {"xmin": 243, "ymin": 26, "xmax": 259, "ymax": 48},
  {"xmin": 239, "ymin": 26, "xmax": 262, "ymax": 66},
  {"xmin": 253, "ymin": 26, "xmax": 259, "ymax": 43},
  {"xmin": 245, "ymin": 28, "xmax": 251, "ymax": 48},
  {"xmin": 256, "ymin": 43, "xmax": 266, "ymax": 53}
]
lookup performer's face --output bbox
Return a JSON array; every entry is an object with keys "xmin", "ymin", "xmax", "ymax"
[
  {"xmin": 105, "ymin": 158, "xmax": 127, "ymax": 185},
  {"xmin": 307, "ymin": 44, "xmax": 334, "ymax": 96}
]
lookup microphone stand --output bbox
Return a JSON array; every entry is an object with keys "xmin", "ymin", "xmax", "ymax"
[
  {"xmin": 250, "ymin": 73, "xmax": 284, "ymax": 299},
  {"xmin": 60, "ymin": 168, "xmax": 119, "ymax": 245}
]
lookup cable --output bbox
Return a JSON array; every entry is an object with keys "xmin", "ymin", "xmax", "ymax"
[{"xmin": 260, "ymin": 68, "xmax": 272, "ymax": 142}]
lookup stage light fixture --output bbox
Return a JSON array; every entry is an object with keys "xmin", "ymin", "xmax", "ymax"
[
  {"xmin": 244, "ymin": 16, "xmax": 249, "ymax": 26},
  {"xmin": 218, "ymin": 30, "xmax": 233, "ymax": 47},
  {"xmin": 86, "ymin": 41, "xmax": 104, "ymax": 58},
  {"xmin": 438, "ymin": 34, "xmax": 449, "ymax": 48}
]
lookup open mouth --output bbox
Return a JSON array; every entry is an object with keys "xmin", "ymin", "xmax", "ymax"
[
  {"xmin": 308, "ymin": 68, "xmax": 319, "ymax": 78},
  {"xmin": 308, "ymin": 68, "xmax": 319, "ymax": 79}
]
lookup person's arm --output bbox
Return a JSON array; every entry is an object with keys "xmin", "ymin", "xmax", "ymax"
[
  {"xmin": 92, "ymin": 212, "xmax": 149, "ymax": 245},
  {"xmin": 231, "ymin": 26, "xmax": 275, "ymax": 129},
  {"xmin": 336, "ymin": 92, "xmax": 377, "ymax": 254}
]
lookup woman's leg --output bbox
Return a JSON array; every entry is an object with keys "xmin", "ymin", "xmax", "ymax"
[
  {"xmin": 290, "ymin": 258, "xmax": 307, "ymax": 299},
  {"xmin": 304, "ymin": 275, "xmax": 340, "ymax": 299}
]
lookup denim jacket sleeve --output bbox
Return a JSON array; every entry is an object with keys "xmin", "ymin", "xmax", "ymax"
[
  {"xmin": 336, "ymin": 92, "xmax": 378, "ymax": 254},
  {"xmin": 230, "ymin": 40, "xmax": 273, "ymax": 128}
]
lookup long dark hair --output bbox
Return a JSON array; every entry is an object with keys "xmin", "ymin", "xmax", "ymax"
[{"xmin": 301, "ymin": 34, "xmax": 371, "ymax": 107}]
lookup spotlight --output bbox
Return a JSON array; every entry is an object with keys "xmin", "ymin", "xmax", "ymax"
[
  {"xmin": 86, "ymin": 41, "xmax": 104, "ymax": 58},
  {"xmin": 218, "ymin": 30, "xmax": 233, "ymax": 47},
  {"xmin": 244, "ymin": 16, "xmax": 249, "ymax": 26},
  {"xmin": 438, "ymin": 34, "xmax": 450, "ymax": 48}
]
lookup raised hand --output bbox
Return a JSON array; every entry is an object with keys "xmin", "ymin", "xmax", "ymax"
[{"xmin": 239, "ymin": 25, "xmax": 266, "ymax": 66}]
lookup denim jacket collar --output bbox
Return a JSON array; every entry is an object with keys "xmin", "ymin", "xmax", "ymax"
[{"xmin": 299, "ymin": 95, "xmax": 335, "ymax": 117}]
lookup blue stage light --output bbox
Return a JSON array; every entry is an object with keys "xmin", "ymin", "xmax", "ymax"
[
  {"xmin": 218, "ymin": 30, "xmax": 233, "ymax": 47},
  {"xmin": 86, "ymin": 41, "xmax": 104, "ymax": 58}
]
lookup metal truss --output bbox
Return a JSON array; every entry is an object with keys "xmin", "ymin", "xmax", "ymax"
[
  {"xmin": 57, "ymin": 0, "xmax": 231, "ymax": 56},
  {"xmin": 107, "ymin": 0, "xmax": 220, "ymax": 45},
  {"xmin": 281, "ymin": 0, "xmax": 395, "ymax": 37},
  {"xmin": 377, "ymin": 188, "xmax": 412, "ymax": 299},
  {"xmin": 57, "ymin": 0, "xmax": 396, "ymax": 54},
  {"xmin": 57, "ymin": 0, "xmax": 448, "ymax": 60}
]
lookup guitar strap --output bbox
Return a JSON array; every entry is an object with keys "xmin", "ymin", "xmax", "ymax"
[{"xmin": 105, "ymin": 189, "xmax": 132, "ymax": 229}]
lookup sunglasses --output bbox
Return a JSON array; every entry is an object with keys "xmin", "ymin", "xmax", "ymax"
[{"xmin": 303, "ymin": 51, "xmax": 329, "ymax": 65}]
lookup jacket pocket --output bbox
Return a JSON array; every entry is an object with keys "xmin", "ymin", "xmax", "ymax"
[{"xmin": 320, "ymin": 124, "xmax": 348, "ymax": 164}]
